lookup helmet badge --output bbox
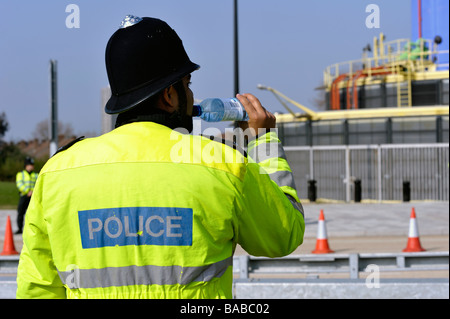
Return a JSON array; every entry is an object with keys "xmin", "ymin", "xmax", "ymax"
[{"xmin": 119, "ymin": 15, "xmax": 143, "ymax": 29}]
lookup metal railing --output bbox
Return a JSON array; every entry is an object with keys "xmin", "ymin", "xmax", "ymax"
[
  {"xmin": 0, "ymin": 256, "xmax": 19, "ymax": 274},
  {"xmin": 285, "ymin": 143, "xmax": 449, "ymax": 202},
  {"xmin": 323, "ymin": 35, "xmax": 449, "ymax": 88},
  {"xmin": 234, "ymin": 252, "xmax": 449, "ymax": 279},
  {"xmin": 3, "ymin": 253, "xmax": 448, "ymax": 279},
  {"xmin": 2, "ymin": 254, "xmax": 448, "ymax": 299}
]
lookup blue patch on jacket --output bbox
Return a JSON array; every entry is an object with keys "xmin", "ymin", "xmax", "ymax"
[{"xmin": 78, "ymin": 207, "xmax": 193, "ymax": 248}]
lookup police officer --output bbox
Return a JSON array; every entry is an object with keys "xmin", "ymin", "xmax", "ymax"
[
  {"xmin": 17, "ymin": 16, "xmax": 305, "ymax": 299},
  {"xmin": 15, "ymin": 157, "xmax": 38, "ymax": 234}
]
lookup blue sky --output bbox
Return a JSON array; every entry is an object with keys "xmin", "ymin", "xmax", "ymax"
[{"xmin": 0, "ymin": 0, "xmax": 412, "ymax": 141}]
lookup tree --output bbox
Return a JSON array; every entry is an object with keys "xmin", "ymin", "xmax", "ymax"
[
  {"xmin": 32, "ymin": 119, "xmax": 75, "ymax": 141},
  {"xmin": 310, "ymin": 81, "xmax": 327, "ymax": 112},
  {"xmin": 0, "ymin": 112, "xmax": 8, "ymax": 139},
  {"xmin": 0, "ymin": 142, "xmax": 25, "ymax": 181}
]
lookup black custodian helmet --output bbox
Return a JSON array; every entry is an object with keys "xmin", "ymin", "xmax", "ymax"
[
  {"xmin": 105, "ymin": 15, "xmax": 200, "ymax": 114},
  {"xmin": 24, "ymin": 157, "xmax": 34, "ymax": 167}
]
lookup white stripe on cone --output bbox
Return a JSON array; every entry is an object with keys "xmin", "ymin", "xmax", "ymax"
[
  {"xmin": 408, "ymin": 216, "xmax": 419, "ymax": 238},
  {"xmin": 403, "ymin": 207, "xmax": 426, "ymax": 252},
  {"xmin": 317, "ymin": 220, "xmax": 327, "ymax": 239}
]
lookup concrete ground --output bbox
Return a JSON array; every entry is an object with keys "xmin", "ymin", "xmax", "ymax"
[
  {"xmin": 292, "ymin": 201, "xmax": 449, "ymax": 254},
  {"xmin": 1, "ymin": 201, "xmax": 449, "ymax": 254},
  {"xmin": 1, "ymin": 202, "xmax": 448, "ymax": 299}
]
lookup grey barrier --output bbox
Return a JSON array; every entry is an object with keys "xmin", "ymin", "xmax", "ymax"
[
  {"xmin": 233, "ymin": 252, "xmax": 449, "ymax": 279},
  {"xmin": 285, "ymin": 143, "xmax": 449, "ymax": 202},
  {"xmin": 2, "ymin": 253, "xmax": 448, "ymax": 299},
  {"xmin": 3, "ymin": 253, "xmax": 447, "ymax": 279},
  {"xmin": 233, "ymin": 278, "xmax": 449, "ymax": 299}
]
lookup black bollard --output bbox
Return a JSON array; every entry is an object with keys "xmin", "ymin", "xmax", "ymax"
[
  {"xmin": 354, "ymin": 179, "xmax": 362, "ymax": 203},
  {"xmin": 308, "ymin": 180, "xmax": 317, "ymax": 202},
  {"xmin": 403, "ymin": 181, "xmax": 411, "ymax": 202}
]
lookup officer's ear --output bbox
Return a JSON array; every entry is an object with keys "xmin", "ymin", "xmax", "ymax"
[{"xmin": 158, "ymin": 85, "xmax": 179, "ymax": 113}]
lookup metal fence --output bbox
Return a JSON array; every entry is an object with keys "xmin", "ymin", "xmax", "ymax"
[
  {"xmin": 234, "ymin": 252, "xmax": 449, "ymax": 279},
  {"xmin": 285, "ymin": 143, "xmax": 449, "ymax": 202},
  {"xmin": 2, "ymin": 254, "xmax": 448, "ymax": 299}
]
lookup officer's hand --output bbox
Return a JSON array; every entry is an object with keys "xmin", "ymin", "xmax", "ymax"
[{"xmin": 236, "ymin": 93, "xmax": 276, "ymax": 137}]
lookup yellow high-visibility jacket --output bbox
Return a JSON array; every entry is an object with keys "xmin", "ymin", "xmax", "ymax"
[
  {"xmin": 16, "ymin": 170, "xmax": 38, "ymax": 196},
  {"xmin": 16, "ymin": 122, "xmax": 304, "ymax": 299}
]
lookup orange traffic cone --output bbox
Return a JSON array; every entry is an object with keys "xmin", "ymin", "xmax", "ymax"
[
  {"xmin": 1, "ymin": 215, "xmax": 19, "ymax": 255},
  {"xmin": 403, "ymin": 207, "xmax": 425, "ymax": 252},
  {"xmin": 312, "ymin": 209, "xmax": 334, "ymax": 254}
]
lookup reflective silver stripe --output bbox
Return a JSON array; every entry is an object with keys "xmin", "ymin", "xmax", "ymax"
[
  {"xmin": 267, "ymin": 170, "xmax": 304, "ymax": 217},
  {"xmin": 17, "ymin": 171, "xmax": 27, "ymax": 193},
  {"xmin": 17, "ymin": 171, "xmax": 37, "ymax": 194},
  {"xmin": 268, "ymin": 170, "xmax": 297, "ymax": 189},
  {"xmin": 286, "ymin": 194, "xmax": 305, "ymax": 218},
  {"xmin": 249, "ymin": 142, "xmax": 287, "ymax": 163},
  {"xmin": 58, "ymin": 257, "xmax": 232, "ymax": 289}
]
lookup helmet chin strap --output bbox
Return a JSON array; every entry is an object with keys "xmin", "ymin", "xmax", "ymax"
[
  {"xmin": 139, "ymin": 110, "xmax": 193, "ymax": 133},
  {"xmin": 115, "ymin": 79, "xmax": 193, "ymax": 132},
  {"xmin": 115, "ymin": 110, "xmax": 193, "ymax": 134}
]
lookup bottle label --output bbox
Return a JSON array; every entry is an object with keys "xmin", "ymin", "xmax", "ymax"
[{"xmin": 222, "ymin": 98, "xmax": 246, "ymax": 121}]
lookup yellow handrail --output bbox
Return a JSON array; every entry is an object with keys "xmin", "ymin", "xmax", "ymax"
[
  {"xmin": 257, "ymin": 85, "xmax": 448, "ymax": 123},
  {"xmin": 257, "ymin": 85, "xmax": 318, "ymax": 118},
  {"xmin": 323, "ymin": 33, "xmax": 446, "ymax": 88}
]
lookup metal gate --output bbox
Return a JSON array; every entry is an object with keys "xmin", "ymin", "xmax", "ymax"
[{"xmin": 285, "ymin": 143, "xmax": 449, "ymax": 202}]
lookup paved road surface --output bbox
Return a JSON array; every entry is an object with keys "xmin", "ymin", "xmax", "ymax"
[{"xmin": 1, "ymin": 201, "xmax": 448, "ymax": 254}]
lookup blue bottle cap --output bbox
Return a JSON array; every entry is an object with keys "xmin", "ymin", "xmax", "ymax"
[{"xmin": 192, "ymin": 105, "xmax": 202, "ymax": 117}]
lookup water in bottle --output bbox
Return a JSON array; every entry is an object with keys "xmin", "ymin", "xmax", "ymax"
[{"xmin": 193, "ymin": 98, "xmax": 249, "ymax": 122}]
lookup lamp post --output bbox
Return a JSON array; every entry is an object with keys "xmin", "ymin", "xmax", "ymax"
[
  {"xmin": 49, "ymin": 60, "xmax": 58, "ymax": 157},
  {"xmin": 234, "ymin": 0, "xmax": 239, "ymax": 97},
  {"xmin": 232, "ymin": 0, "xmax": 241, "ymax": 131}
]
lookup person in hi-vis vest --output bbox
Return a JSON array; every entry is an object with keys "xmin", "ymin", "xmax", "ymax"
[
  {"xmin": 15, "ymin": 157, "xmax": 38, "ymax": 234},
  {"xmin": 17, "ymin": 15, "xmax": 305, "ymax": 299}
]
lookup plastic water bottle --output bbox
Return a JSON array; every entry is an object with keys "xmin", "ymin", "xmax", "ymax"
[{"xmin": 193, "ymin": 98, "xmax": 249, "ymax": 122}]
